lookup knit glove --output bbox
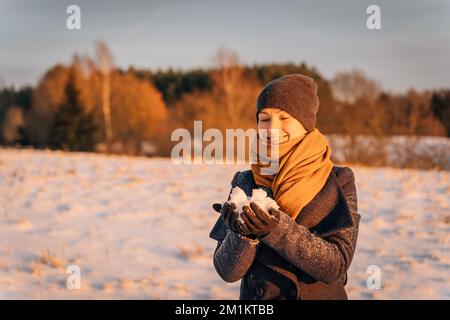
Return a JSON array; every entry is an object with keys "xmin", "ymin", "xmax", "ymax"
[
  {"xmin": 240, "ymin": 202, "xmax": 280, "ymax": 238},
  {"xmin": 212, "ymin": 202, "xmax": 245, "ymax": 235}
]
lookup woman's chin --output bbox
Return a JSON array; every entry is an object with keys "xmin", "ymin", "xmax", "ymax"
[
  {"xmin": 258, "ymin": 135, "xmax": 289, "ymax": 145},
  {"xmin": 265, "ymin": 139, "xmax": 286, "ymax": 145}
]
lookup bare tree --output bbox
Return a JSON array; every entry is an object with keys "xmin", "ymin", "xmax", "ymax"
[
  {"xmin": 2, "ymin": 106, "xmax": 24, "ymax": 144},
  {"xmin": 211, "ymin": 47, "xmax": 253, "ymax": 127},
  {"xmin": 331, "ymin": 69, "xmax": 381, "ymax": 104},
  {"xmin": 96, "ymin": 41, "xmax": 114, "ymax": 152},
  {"xmin": 405, "ymin": 89, "xmax": 432, "ymax": 135}
]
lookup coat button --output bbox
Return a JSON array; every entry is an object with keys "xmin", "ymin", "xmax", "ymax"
[
  {"xmin": 290, "ymin": 288, "xmax": 297, "ymax": 299},
  {"xmin": 256, "ymin": 287, "xmax": 264, "ymax": 297}
]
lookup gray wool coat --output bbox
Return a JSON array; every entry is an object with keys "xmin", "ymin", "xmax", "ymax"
[{"xmin": 209, "ymin": 165, "xmax": 361, "ymax": 300}]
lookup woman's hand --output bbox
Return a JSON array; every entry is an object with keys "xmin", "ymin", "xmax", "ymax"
[
  {"xmin": 241, "ymin": 202, "xmax": 280, "ymax": 238},
  {"xmin": 215, "ymin": 202, "xmax": 245, "ymax": 235}
]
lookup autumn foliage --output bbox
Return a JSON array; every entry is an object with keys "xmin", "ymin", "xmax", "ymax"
[{"xmin": 0, "ymin": 44, "xmax": 449, "ymax": 160}]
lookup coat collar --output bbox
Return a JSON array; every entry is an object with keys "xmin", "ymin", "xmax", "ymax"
[
  {"xmin": 238, "ymin": 166, "xmax": 353, "ymax": 237},
  {"xmin": 300, "ymin": 167, "xmax": 354, "ymax": 237}
]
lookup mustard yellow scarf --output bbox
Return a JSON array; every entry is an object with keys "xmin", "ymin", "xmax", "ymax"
[{"xmin": 251, "ymin": 128, "xmax": 333, "ymax": 220}]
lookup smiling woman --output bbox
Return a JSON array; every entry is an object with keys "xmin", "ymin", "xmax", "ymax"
[
  {"xmin": 210, "ymin": 74, "xmax": 361, "ymax": 300},
  {"xmin": 257, "ymin": 109, "xmax": 307, "ymax": 144}
]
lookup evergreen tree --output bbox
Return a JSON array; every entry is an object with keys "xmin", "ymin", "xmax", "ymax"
[
  {"xmin": 49, "ymin": 71, "xmax": 97, "ymax": 151},
  {"xmin": 431, "ymin": 90, "xmax": 450, "ymax": 137}
]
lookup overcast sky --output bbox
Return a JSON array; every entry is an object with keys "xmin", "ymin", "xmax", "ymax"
[{"xmin": 0, "ymin": 0, "xmax": 449, "ymax": 92}]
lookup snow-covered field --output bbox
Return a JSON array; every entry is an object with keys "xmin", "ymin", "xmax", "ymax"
[{"xmin": 0, "ymin": 148, "xmax": 448, "ymax": 299}]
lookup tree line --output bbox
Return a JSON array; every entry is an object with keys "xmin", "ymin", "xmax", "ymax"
[{"xmin": 0, "ymin": 45, "xmax": 449, "ymax": 156}]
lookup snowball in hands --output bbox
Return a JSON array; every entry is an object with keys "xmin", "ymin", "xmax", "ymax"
[{"xmin": 227, "ymin": 187, "xmax": 280, "ymax": 223}]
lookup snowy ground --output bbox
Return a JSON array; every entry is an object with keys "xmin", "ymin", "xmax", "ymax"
[{"xmin": 0, "ymin": 148, "xmax": 448, "ymax": 299}]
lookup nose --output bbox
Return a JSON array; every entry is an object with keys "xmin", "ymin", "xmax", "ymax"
[
  {"xmin": 267, "ymin": 117, "xmax": 281, "ymax": 130},
  {"xmin": 265, "ymin": 129, "xmax": 282, "ymax": 144}
]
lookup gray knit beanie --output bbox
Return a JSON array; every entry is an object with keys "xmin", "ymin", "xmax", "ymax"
[{"xmin": 256, "ymin": 74, "xmax": 320, "ymax": 131}]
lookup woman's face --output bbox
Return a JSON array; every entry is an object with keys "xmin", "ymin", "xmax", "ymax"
[{"xmin": 257, "ymin": 108, "xmax": 307, "ymax": 144}]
